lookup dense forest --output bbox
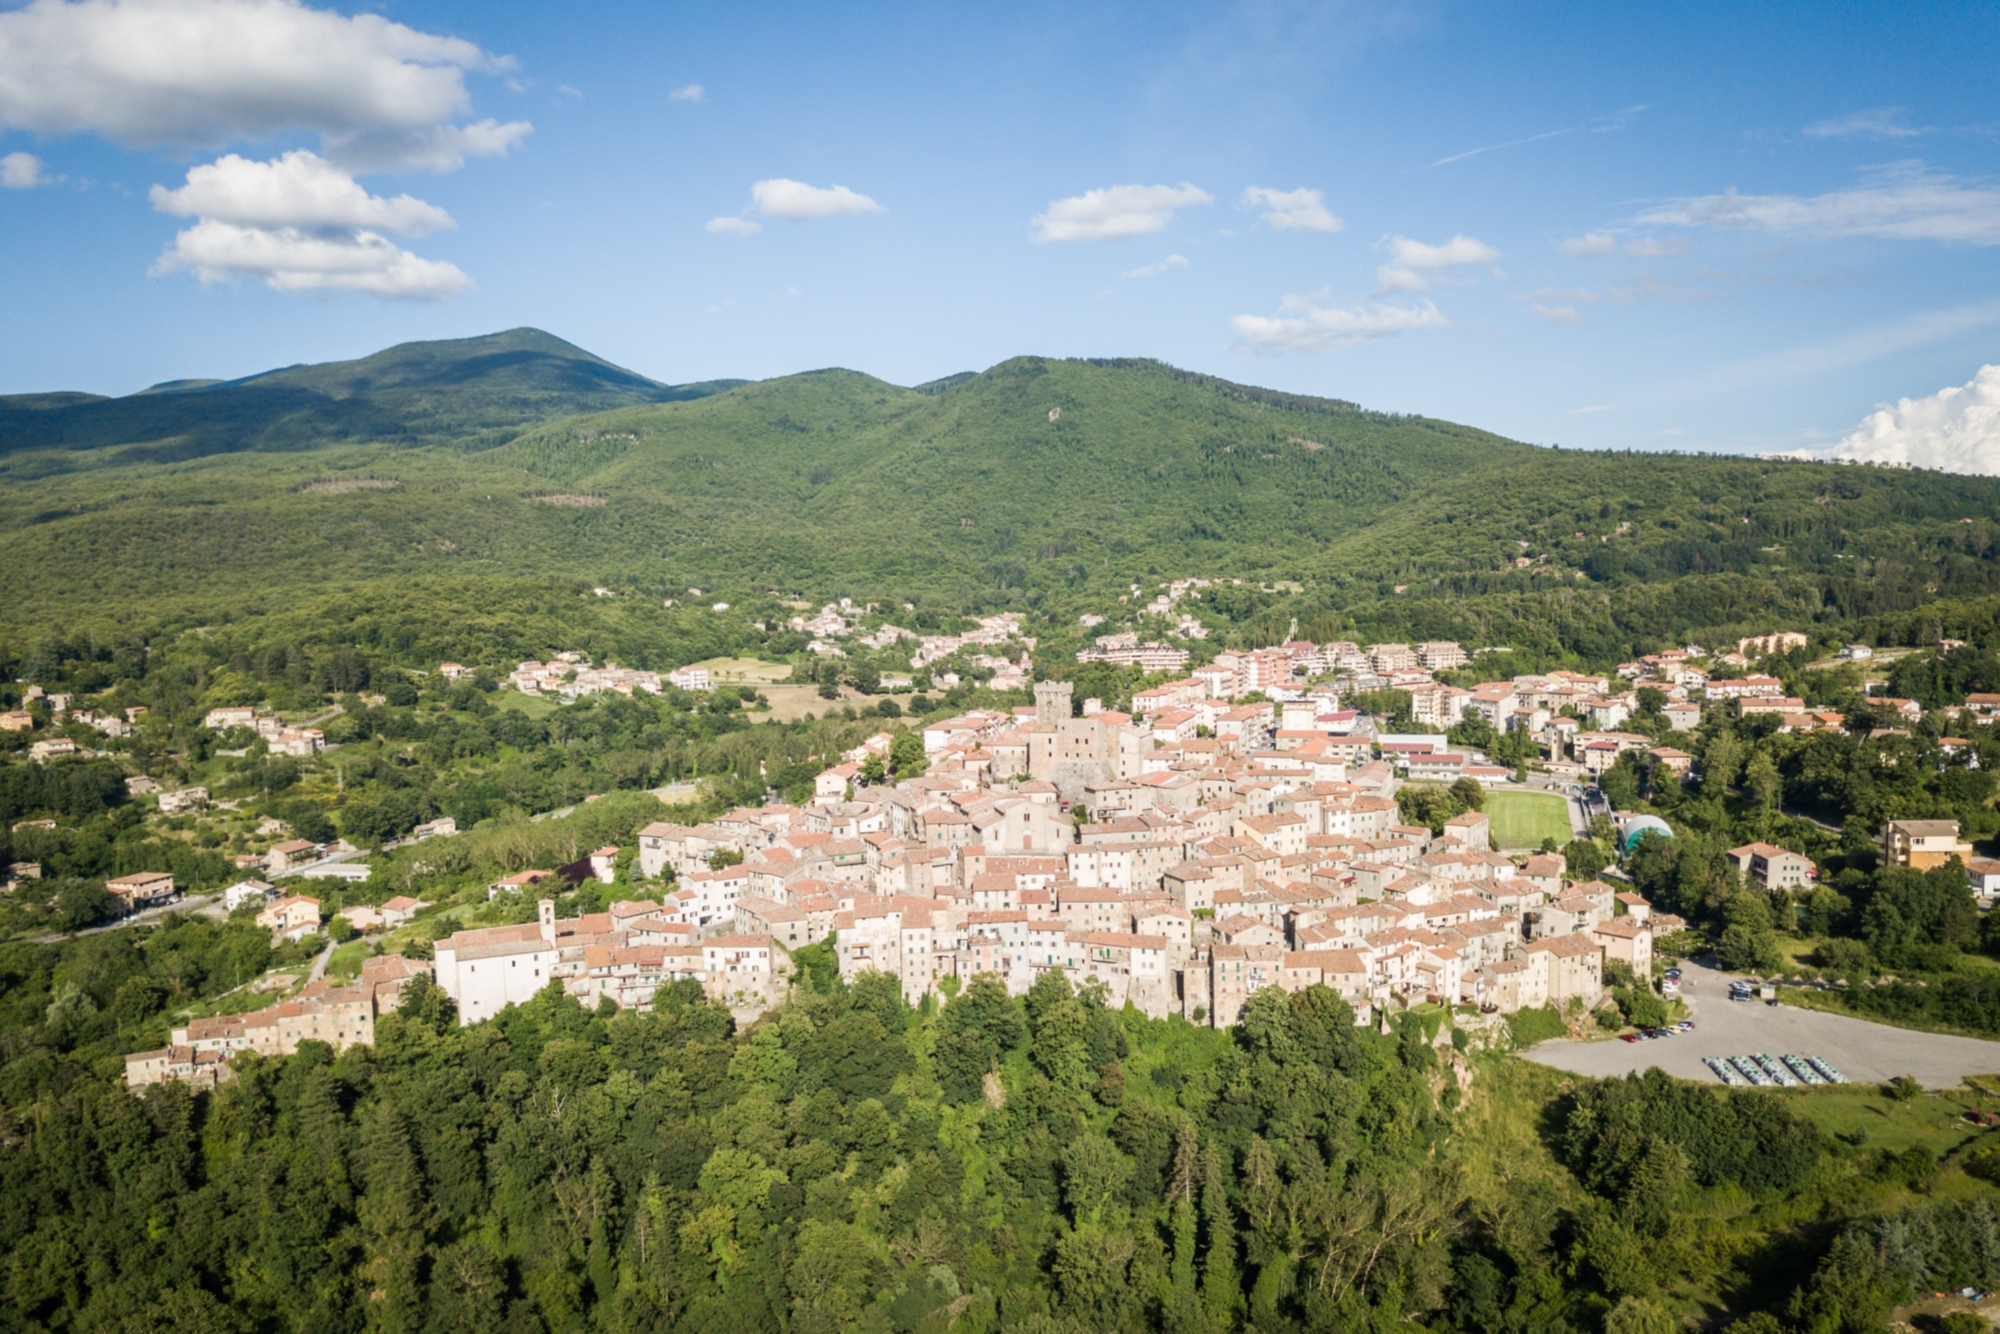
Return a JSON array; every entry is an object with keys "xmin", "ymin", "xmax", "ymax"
[{"xmin": 9, "ymin": 935, "xmax": 2000, "ymax": 1334}]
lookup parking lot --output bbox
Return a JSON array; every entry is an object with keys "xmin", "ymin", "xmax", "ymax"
[{"xmin": 1522, "ymin": 958, "xmax": 2000, "ymax": 1089}]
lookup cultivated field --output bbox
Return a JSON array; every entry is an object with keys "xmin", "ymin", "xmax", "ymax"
[
  {"xmin": 758, "ymin": 683, "xmax": 879, "ymax": 722},
  {"xmin": 1484, "ymin": 789, "xmax": 1572, "ymax": 849},
  {"xmin": 688, "ymin": 657, "xmax": 795, "ymax": 684}
]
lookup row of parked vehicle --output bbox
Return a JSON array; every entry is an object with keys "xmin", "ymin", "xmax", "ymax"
[
  {"xmin": 1620, "ymin": 1020, "xmax": 1695, "ymax": 1042},
  {"xmin": 1703, "ymin": 1053, "xmax": 1848, "ymax": 1087}
]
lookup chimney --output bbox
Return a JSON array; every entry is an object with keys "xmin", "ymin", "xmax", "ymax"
[{"xmin": 538, "ymin": 898, "xmax": 557, "ymax": 946}]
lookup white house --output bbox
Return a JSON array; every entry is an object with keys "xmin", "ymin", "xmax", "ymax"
[{"xmin": 223, "ymin": 879, "xmax": 276, "ymax": 912}]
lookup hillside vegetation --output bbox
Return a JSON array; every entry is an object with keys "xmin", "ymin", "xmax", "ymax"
[
  {"xmin": 1, "ymin": 334, "xmax": 1996, "ymax": 667},
  {"xmin": 0, "ymin": 328, "xmax": 742, "ymax": 465}
]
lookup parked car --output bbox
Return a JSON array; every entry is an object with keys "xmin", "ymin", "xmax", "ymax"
[{"xmin": 1782, "ymin": 1054, "xmax": 1824, "ymax": 1085}]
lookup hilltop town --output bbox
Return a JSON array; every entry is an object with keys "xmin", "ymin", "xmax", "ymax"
[{"xmin": 105, "ymin": 619, "xmax": 2000, "ymax": 1095}]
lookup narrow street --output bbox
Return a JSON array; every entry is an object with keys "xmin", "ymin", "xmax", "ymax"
[{"xmin": 28, "ymin": 893, "xmax": 219, "ymax": 944}]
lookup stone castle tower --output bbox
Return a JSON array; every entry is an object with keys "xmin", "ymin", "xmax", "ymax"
[{"xmin": 1034, "ymin": 678, "xmax": 1073, "ymax": 725}]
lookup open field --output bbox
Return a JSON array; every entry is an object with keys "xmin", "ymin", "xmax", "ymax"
[
  {"xmin": 324, "ymin": 939, "xmax": 370, "ymax": 982},
  {"xmin": 759, "ymin": 683, "xmax": 879, "ymax": 722},
  {"xmin": 495, "ymin": 690, "xmax": 561, "ymax": 718},
  {"xmin": 1786, "ymin": 1084, "xmax": 2000, "ymax": 1157},
  {"xmin": 689, "ymin": 656, "xmax": 795, "ymax": 684},
  {"xmin": 1484, "ymin": 789, "xmax": 1572, "ymax": 849}
]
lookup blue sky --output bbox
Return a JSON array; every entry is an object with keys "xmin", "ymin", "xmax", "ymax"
[{"xmin": 3, "ymin": 0, "xmax": 1998, "ymax": 465}]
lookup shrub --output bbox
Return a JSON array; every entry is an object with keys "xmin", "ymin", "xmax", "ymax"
[{"xmin": 1506, "ymin": 1004, "xmax": 1567, "ymax": 1048}]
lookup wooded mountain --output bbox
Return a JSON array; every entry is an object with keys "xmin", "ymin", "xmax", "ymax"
[
  {"xmin": 1, "ymin": 330, "xmax": 1996, "ymax": 659},
  {"xmin": 0, "ymin": 329, "xmax": 743, "ymax": 462}
]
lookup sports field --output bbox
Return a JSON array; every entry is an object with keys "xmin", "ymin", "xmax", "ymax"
[{"xmin": 1483, "ymin": 789, "xmax": 1573, "ymax": 849}]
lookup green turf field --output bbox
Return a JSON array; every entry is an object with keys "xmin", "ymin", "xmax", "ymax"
[{"xmin": 1484, "ymin": 789, "xmax": 1573, "ymax": 849}]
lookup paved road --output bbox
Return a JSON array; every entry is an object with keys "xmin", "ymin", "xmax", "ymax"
[
  {"xmin": 308, "ymin": 940, "xmax": 336, "ymax": 982},
  {"xmin": 1522, "ymin": 957, "xmax": 2000, "ymax": 1089},
  {"xmin": 28, "ymin": 892, "xmax": 219, "ymax": 943},
  {"xmin": 1564, "ymin": 791, "xmax": 1588, "ymax": 837}
]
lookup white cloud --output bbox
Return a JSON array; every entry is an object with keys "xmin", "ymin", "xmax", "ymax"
[
  {"xmin": 325, "ymin": 118, "xmax": 530, "ymax": 173},
  {"xmin": 0, "ymin": 0, "xmax": 526, "ymax": 293},
  {"xmin": 1826, "ymin": 364, "xmax": 2000, "ymax": 473},
  {"xmin": 151, "ymin": 217, "xmax": 469, "ymax": 296},
  {"xmin": 1230, "ymin": 293, "xmax": 1447, "ymax": 352},
  {"xmin": 705, "ymin": 179, "xmax": 882, "ymax": 235},
  {"xmin": 1122, "ymin": 253, "xmax": 1188, "ymax": 279},
  {"xmin": 150, "ymin": 150, "xmax": 452, "ymax": 233},
  {"xmin": 1558, "ymin": 230, "xmax": 1691, "ymax": 258},
  {"xmin": 1030, "ymin": 182, "xmax": 1212, "ymax": 243},
  {"xmin": 1623, "ymin": 235, "xmax": 1688, "ymax": 257},
  {"xmin": 148, "ymin": 149, "xmax": 463, "ymax": 297},
  {"xmin": 1532, "ymin": 304, "xmax": 1587, "ymax": 325},
  {"xmin": 1638, "ymin": 163, "xmax": 2000, "ymax": 245},
  {"xmin": 1804, "ymin": 107, "xmax": 1922, "ymax": 140},
  {"xmin": 1559, "ymin": 231, "xmax": 1617, "ymax": 257},
  {"xmin": 750, "ymin": 178, "xmax": 883, "ymax": 220},
  {"xmin": 669, "ymin": 83, "xmax": 704, "ymax": 103},
  {"xmin": 1568, "ymin": 404, "xmax": 1610, "ymax": 415},
  {"xmin": 1374, "ymin": 233, "xmax": 1499, "ymax": 292},
  {"xmin": 0, "ymin": 0, "xmax": 514, "ymax": 150},
  {"xmin": 1238, "ymin": 186, "xmax": 1340, "ymax": 233},
  {"xmin": 1, "ymin": 150, "xmax": 49, "ymax": 187}
]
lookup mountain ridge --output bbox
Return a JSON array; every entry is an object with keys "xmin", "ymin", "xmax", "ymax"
[
  {"xmin": 0, "ymin": 330, "xmax": 1996, "ymax": 661},
  {"xmin": 0, "ymin": 327, "xmax": 747, "ymax": 462}
]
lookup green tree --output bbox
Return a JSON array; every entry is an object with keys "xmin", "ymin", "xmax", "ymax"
[
  {"xmin": 53, "ymin": 879, "xmax": 116, "ymax": 930},
  {"xmin": 1604, "ymin": 1293, "xmax": 1679, "ymax": 1334},
  {"xmin": 1199, "ymin": 1145, "xmax": 1240, "ymax": 1326},
  {"xmin": 1448, "ymin": 776, "xmax": 1486, "ymax": 812},
  {"xmin": 935, "ymin": 973, "xmax": 1024, "ymax": 1104},
  {"xmin": 1811, "ymin": 936, "xmax": 1873, "ymax": 980},
  {"xmin": 1744, "ymin": 750, "xmax": 1782, "ymax": 810},
  {"xmin": 1564, "ymin": 838, "xmax": 1608, "ymax": 882},
  {"xmin": 1717, "ymin": 923, "xmax": 1782, "ymax": 975},
  {"xmin": 1864, "ymin": 862, "xmax": 1978, "ymax": 961},
  {"xmin": 889, "ymin": 730, "xmax": 927, "ymax": 778},
  {"xmin": 1702, "ymin": 731, "xmax": 1743, "ymax": 796},
  {"xmin": 357, "ymin": 1102, "xmax": 436, "ymax": 1333}
]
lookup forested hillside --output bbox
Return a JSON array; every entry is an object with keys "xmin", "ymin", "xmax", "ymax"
[
  {"xmin": 0, "ymin": 338, "xmax": 1995, "ymax": 666},
  {"xmin": 11, "ymin": 940, "xmax": 2000, "ymax": 1334},
  {"xmin": 0, "ymin": 329, "xmax": 741, "ymax": 464}
]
